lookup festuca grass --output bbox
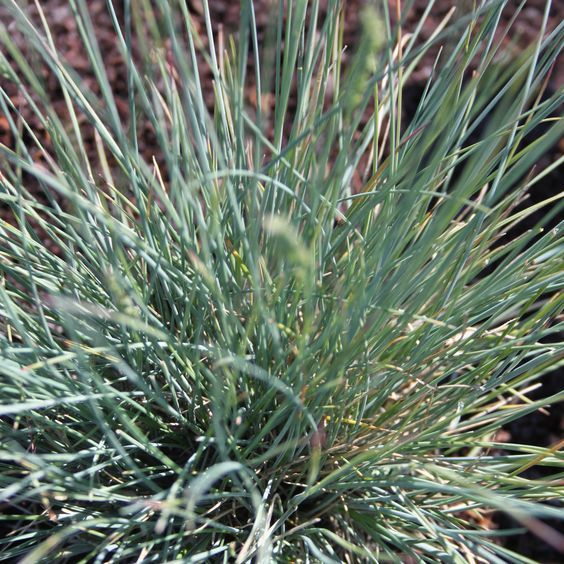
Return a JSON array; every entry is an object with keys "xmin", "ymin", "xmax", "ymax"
[{"xmin": 0, "ymin": 0, "xmax": 562, "ymax": 562}]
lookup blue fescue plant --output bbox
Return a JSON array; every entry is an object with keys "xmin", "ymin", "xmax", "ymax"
[{"xmin": 0, "ymin": 0, "xmax": 563, "ymax": 561}]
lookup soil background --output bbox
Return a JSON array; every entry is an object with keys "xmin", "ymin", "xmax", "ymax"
[{"xmin": 0, "ymin": 1, "xmax": 562, "ymax": 561}]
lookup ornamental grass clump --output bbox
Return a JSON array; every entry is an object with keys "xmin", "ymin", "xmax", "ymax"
[{"xmin": 0, "ymin": 0, "xmax": 563, "ymax": 561}]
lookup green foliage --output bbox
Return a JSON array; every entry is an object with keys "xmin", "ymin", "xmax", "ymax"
[{"xmin": 0, "ymin": 0, "xmax": 563, "ymax": 561}]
